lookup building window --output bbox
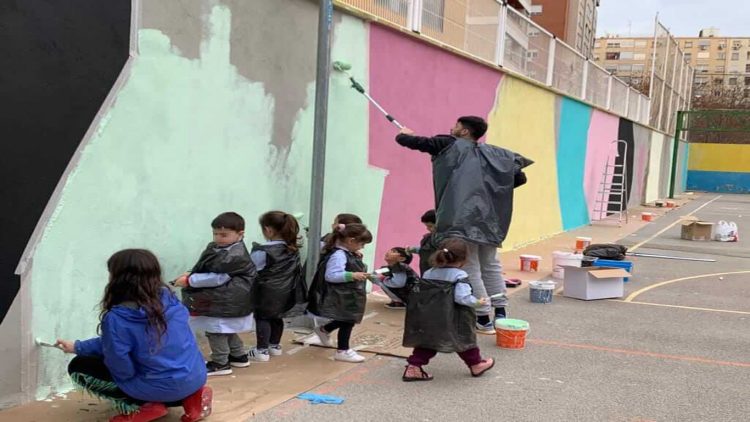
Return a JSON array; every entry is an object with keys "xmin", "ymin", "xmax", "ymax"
[
  {"xmin": 527, "ymin": 50, "xmax": 539, "ymax": 59},
  {"xmin": 718, "ymin": 42, "xmax": 726, "ymax": 50},
  {"xmin": 696, "ymin": 65, "xmax": 709, "ymax": 73},
  {"xmin": 733, "ymin": 41, "xmax": 742, "ymax": 50},
  {"xmin": 606, "ymin": 52, "xmax": 620, "ymax": 60},
  {"xmin": 632, "ymin": 64, "xmax": 645, "ymax": 73},
  {"xmin": 605, "ymin": 66, "xmax": 617, "ymax": 73},
  {"xmin": 745, "ymin": 77, "xmax": 750, "ymax": 86},
  {"xmin": 684, "ymin": 53, "xmax": 692, "ymax": 61},
  {"xmin": 684, "ymin": 41, "xmax": 693, "ymax": 48},
  {"xmin": 377, "ymin": 0, "xmax": 445, "ymax": 31},
  {"xmin": 607, "ymin": 41, "xmax": 621, "ymax": 48},
  {"xmin": 717, "ymin": 66, "xmax": 725, "ymax": 73},
  {"xmin": 717, "ymin": 52, "xmax": 726, "ymax": 60},
  {"xmin": 729, "ymin": 78, "xmax": 738, "ymax": 85},
  {"xmin": 620, "ymin": 51, "xmax": 633, "ymax": 59},
  {"xmin": 635, "ymin": 40, "xmax": 647, "ymax": 48},
  {"xmin": 746, "ymin": 51, "xmax": 750, "ymax": 60},
  {"xmin": 697, "ymin": 52, "xmax": 710, "ymax": 59},
  {"xmin": 618, "ymin": 64, "xmax": 632, "ymax": 72},
  {"xmin": 746, "ymin": 64, "xmax": 750, "ymax": 72},
  {"xmin": 594, "ymin": 41, "xmax": 601, "ymax": 48},
  {"xmin": 732, "ymin": 52, "xmax": 740, "ymax": 60},
  {"xmin": 633, "ymin": 53, "xmax": 646, "ymax": 60}
]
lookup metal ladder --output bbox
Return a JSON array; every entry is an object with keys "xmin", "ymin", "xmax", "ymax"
[{"xmin": 593, "ymin": 140, "xmax": 629, "ymax": 226}]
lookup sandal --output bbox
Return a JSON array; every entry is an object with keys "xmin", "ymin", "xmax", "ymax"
[
  {"xmin": 470, "ymin": 358, "xmax": 495, "ymax": 377},
  {"xmin": 402, "ymin": 365, "xmax": 433, "ymax": 382}
]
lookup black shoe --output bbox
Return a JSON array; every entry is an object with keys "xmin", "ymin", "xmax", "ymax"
[
  {"xmin": 494, "ymin": 307, "xmax": 507, "ymax": 319},
  {"xmin": 384, "ymin": 301, "xmax": 406, "ymax": 309},
  {"xmin": 206, "ymin": 361, "xmax": 232, "ymax": 376},
  {"xmin": 229, "ymin": 353, "xmax": 250, "ymax": 368}
]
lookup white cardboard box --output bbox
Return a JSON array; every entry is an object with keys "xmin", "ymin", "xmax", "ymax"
[{"xmin": 562, "ymin": 266, "xmax": 631, "ymax": 300}]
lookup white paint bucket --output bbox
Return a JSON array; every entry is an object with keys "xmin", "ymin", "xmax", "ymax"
[{"xmin": 552, "ymin": 251, "xmax": 582, "ymax": 279}]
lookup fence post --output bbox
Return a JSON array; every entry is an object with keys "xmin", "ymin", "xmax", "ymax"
[
  {"xmin": 410, "ymin": 0, "xmax": 423, "ymax": 33},
  {"xmin": 580, "ymin": 60, "xmax": 589, "ymax": 99},
  {"xmin": 656, "ymin": 32, "xmax": 670, "ymax": 131},
  {"xmin": 495, "ymin": 2, "xmax": 507, "ymax": 66},
  {"xmin": 546, "ymin": 38, "xmax": 556, "ymax": 86},
  {"xmin": 668, "ymin": 111, "xmax": 684, "ymax": 199},
  {"xmin": 624, "ymin": 85, "xmax": 630, "ymax": 116},
  {"xmin": 606, "ymin": 75, "xmax": 613, "ymax": 110}
]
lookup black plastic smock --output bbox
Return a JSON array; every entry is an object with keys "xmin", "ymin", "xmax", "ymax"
[
  {"xmin": 252, "ymin": 242, "xmax": 305, "ymax": 319},
  {"xmin": 181, "ymin": 241, "xmax": 256, "ymax": 318},
  {"xmin": 307, "ymin": 249, "xmax": 367, "ymax": 323},
  {"xmin": 433, "ymin": 138, "xmax": 532, "ymax": 247},
  {"xmin": 402, "ymin": 278, "xmax": 477, "ymax": 353}
]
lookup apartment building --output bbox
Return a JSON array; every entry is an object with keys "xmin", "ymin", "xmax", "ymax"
[
  {"xmin": 531, "ymin": 0, "xmax": 600, "ymax": 58},
  {"xmin": 593, "ymin": 29, "xmax": 750, "ymax": 95}
]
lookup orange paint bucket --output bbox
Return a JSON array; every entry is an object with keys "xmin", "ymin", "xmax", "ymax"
[
  {"xmin": 574, "ymin": 236, "xmax": 592, "ymax": 253},
  {"xmin": 495, "ymin": 319, "xmax": 530, "ymax": 350},
  {"xmin": 519, "ymin": 255, "xmax": 541, "ymax": 272},
  {"xmin": 666, "ymin": 200, "xmax": 676, "ymax": 208},
  {"xmin": 641, "ymin": 212, "xmax": 654, "ymax": 222}
]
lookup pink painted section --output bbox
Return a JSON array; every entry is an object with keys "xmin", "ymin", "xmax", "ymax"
[
  {"xmin": 368, "ymin": 25, "xmax": 502, "ymax": 268},
  {"xmin": 629, "ymin": 139, "xmax": 650, "ymax": 208},
  {"xmin": 583, "ymin": 110, "xmax": 620, "ymax": 221}
]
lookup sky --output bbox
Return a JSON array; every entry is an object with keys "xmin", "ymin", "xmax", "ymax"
[{"xmin": 596, "ymin": 0, "xmax": 748, "ymax": 38}]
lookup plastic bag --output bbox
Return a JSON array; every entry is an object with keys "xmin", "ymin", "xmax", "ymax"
[
  {"xmin": 582, "ymin": 244, "xmax": 628, "ymax": 260},
  {"xmin": 715, "ymin": 221, "xmax": 739, "ymax": 242}
]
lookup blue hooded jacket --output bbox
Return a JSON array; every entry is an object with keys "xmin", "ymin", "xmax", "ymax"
[{"xmin": 75, "ymin": 289, "xmax": 207, "ymax": 402}]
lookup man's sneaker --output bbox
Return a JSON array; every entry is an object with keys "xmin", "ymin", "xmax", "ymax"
[
  {"xmin": 205, "ymin": 361, "xmax": 232, "ymax": 376},
  {"xmin": 313, "ymin": 326, "xmax": 334, "ymax": 347},
  {"xmin": 384, "ymin": 301, "xmax": 406, "ymax": 310},
  {"xmin": 334, "ymin": 349, "xmax": 366, "ymax": 363},
  {"xmin": 248, "ymin": 348, "xmax": 270, "ymax": 362},
  {"xmin": 269, "ymin": 345, "xmax": 283, "ymax": 356},
  {"xmin": 228, "ymin": 353, "xmax": 250, "ymax": 368},
  {"xmin": 475, "ymin": 321, "xmax": 496, "ymax": 335}
]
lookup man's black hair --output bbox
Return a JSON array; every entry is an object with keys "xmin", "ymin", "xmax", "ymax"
[
  {"xmin": 457, "ymin": 116, "xmax": 488, "ymax": 140},
  {"xmin": 391, "ymin": 247, "xmax": 413, "ymax": 265},
  {"xmin": 211, "ymin": 212, "xmax": 245, "ymax": 232},
  {"xmin": 420, "ymin": 209, "xmax": 436, "ymax": 224}
]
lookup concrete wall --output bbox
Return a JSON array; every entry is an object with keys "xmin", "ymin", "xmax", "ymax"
[
  {"xmin": 688, "ymin": 143, "xmax": 750, "ymax": 193},
  {"xmin": 0, "ymin": 0, "xmax": 684, "ymax": 407}
]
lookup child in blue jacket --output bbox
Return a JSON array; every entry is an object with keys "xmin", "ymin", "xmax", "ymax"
[{"xmin": 56, "ymin": 249, "xmax": 210, "ymax": 422}]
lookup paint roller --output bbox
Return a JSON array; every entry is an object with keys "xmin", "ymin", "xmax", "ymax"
[
  {"xmin": 35, "ymin": 338, "xmax": 62, "ymax": 349},
  {"xmin": 332, "ymin": 61, "xmax": 404, "ymax": 129}
]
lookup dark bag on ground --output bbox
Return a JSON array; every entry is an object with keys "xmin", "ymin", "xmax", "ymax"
[
  {"xmin": 307, "ymin": 249, "xmax": 367, "ymax": 323},
  {"xmin": 181, "ymin": 241, "xmax": 256, "ymax": 318},
  {"xmin": 402, "ymin": 278, "xmax": 477, "ymax": 353},
  {"xmin": 583, "ymin": 244, "xmax": 628, "ymax": 261}
]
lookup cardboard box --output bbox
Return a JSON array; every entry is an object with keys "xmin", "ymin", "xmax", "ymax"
[
  {"xmin": 562, "ymin": 266, "xmax": 630, "ymax": 300},
  {"xmin": 680, "ymin": 217, "xmax": 714, "ymax": 241}
]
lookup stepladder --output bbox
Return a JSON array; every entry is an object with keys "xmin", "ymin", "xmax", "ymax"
[{"xmin": 593, "ymin": 140, "xmax": 629, "ymax": 226}]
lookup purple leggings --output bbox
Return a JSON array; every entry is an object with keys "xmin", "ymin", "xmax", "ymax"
[{"xmin": 407, "ymin": 347, "xmax": 482, "ymax": 367}]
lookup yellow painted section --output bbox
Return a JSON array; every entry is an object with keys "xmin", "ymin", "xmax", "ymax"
[
  {"xmin": 486, "ymin": 77, "xmax": 562, "ymax": 249},
  {"xmin": 689, "ymin": 143, "xmax": 750, "ymax": 172}
]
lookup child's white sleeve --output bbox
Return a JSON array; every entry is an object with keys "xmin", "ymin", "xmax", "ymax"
[{"xmin": 454, "ymin": 281, "xmax": 479, "ymax": 307}]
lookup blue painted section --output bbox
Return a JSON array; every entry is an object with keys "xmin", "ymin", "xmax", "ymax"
[
  {"xmin": 556, "ymin": 98, "xmax": 592, "ymax": 230},
  {"xmin": 687, "ymin": 170, "xmax": 750, "ymax": 193},
  {"xmin": 679, "ymin": 142, "xmax": 689, "ymax": 191}
]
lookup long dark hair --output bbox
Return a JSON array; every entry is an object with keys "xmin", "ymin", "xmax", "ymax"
[
  {"xmin": 431, "ymin": 238, "xmax": 468, "ymax": 268},
  {"xmin": 260, "ymin": 211, "xmax": 302, "ymax": 252},
  {"xmin": 100, "ymin": 249, "xmax": 168, "ymax": 342},
  {"xmin": 322, "ymin": 223, "xmax": 373, "ymax": 254}
]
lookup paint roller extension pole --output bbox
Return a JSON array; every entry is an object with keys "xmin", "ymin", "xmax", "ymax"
[{"xmin": 306, "ymin": 0, "xmax": 334, "ymax": 284}]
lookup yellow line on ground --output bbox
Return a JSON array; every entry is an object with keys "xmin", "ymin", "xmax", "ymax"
[
  {"xmin": 610, "ymin": 299, "xmax": 750, "ymax": 315},
  {"xmin": 629, "ymin": 195, "xmax": 722, "ymax": 252},
  {"xmin": 624, "ymin": 270, "xmax": 750, "ymax": 302}
]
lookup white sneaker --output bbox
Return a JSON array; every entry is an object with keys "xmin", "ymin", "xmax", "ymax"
[
  {"xmin": 313, "ymin": 326, "xmax": 334, "ymax": 347},
  {"xmin": 269, "ymin": 345, "xmax": 283, "ymax": 356},
  {"xmin": 334, "ymin": 349, "xmax": 365, "ymax": 363},
  {"xmin": 248, "ymin": 348, "xmax": 270, "ymax": 362}
]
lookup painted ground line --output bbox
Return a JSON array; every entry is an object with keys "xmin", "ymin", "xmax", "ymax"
[
  {"xmin": 526, "ymin": 339, "xmax": 750, "ymax": 368},
  {"xmin": 629, "ymin": 194, "xmax": 722, "ymax": 252},
  {"xmin": 624, "ymin": 270, "xmax": 750, "ymax": 302},
  {"xmin": 610, "ymin": 299, "xmax": 750, "ymax": 315}
]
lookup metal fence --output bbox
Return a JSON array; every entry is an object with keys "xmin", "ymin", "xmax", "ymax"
[
  {"xmin": 648, "ymin": 21, "xmax": 693, "ymax": 136},
  {"xmin": 336, "ymin": 0, "xmax": 653, "ymax": 126}
]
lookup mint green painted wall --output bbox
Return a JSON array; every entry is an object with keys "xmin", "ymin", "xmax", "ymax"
[{"xmin": 29, "ymin": 5, "xmax": 381, "ymax": 398}]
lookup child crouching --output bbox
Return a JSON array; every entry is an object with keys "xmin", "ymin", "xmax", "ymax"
[
  {"xmin": 402, "ymin": 238, "xmax": 495, "ymax": 381},
  {"xmin": 370, "ymin": 247, "xmax": 419, "ymax": 309}
]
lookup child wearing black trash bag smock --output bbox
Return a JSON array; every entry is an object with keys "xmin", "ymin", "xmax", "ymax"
[
  {"xmin": 308, "ymin": 223, "xmax": 373, "ymax": 363},
  {"xmin": 402, "ymin": 238, "xmax": 495, "ymax": 381}
]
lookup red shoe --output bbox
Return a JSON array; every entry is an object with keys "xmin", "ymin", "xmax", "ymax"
[
  {"xmin": 181, "ymin": 385, "xmax": 213, "ymax": 422},
  {"xmin": 109, "ymin": 403, "xmax": 168, "ymax": 422}
]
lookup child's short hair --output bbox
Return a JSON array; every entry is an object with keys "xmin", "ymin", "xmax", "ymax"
[
  {"xmin": 390, "ymin": 247, "xmax": 413, "ymax": 265},
  {"xmin": 431, "ymin": 238, "xmax": 468, "ymax": 267},
  {"xmin": 334, "ymin": 213, "xmax": 362, "ymax": 225},
  {"xmin": 211, "ymin": 212, "xmax": 245, "ymax": 232},
  {"xmin": 420, "ymin": 209, "xmax": 436, "ymax": 224},
  {"xmin": 457, "ymin": 116, "xmax": 488, "ymax": 140}
]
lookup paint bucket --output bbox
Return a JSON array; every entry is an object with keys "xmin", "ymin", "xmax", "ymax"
[
  {"xmin": 666, "ymin": 200, "xmax": 676, "ymax": 208},
  {"xmin": 641, "ymin": 212, "xmax": 654, "ymax": 222},
  {"xmin": 574, "ymin": 237, "xmax": 592, "ymax": 253},
  {"xmin": 519, "ymin": 255, "xmax": 541, "ymax": 272},
  {"xmin": 529, "ymin": 280, "xmax": 556, "ymax": 304},
  {"xmin": 495, "ymin": 319, "xmax": 530, "ymax": 349},
  {"xmin": 552, "ymin": 251, "xmax": 582, "ymax": 279}
]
